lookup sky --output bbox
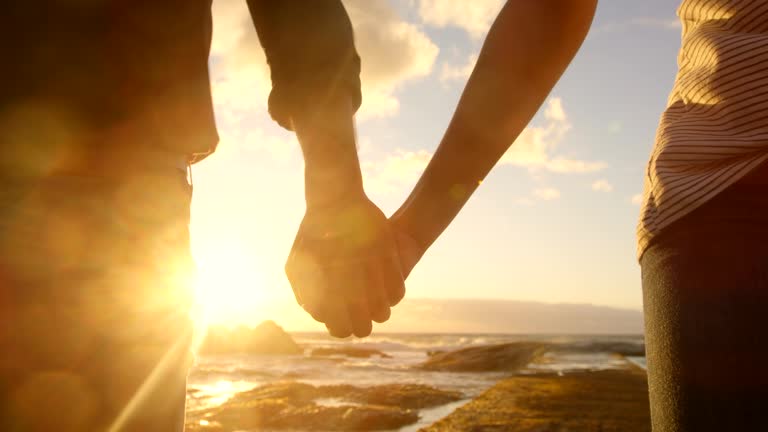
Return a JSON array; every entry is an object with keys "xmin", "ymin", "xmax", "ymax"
[{"xmin": 189, "ymin": 0, "xmax": 684, "ymax": 329}]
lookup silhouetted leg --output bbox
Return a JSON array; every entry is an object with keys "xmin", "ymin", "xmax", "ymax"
[
  {"xmin": 641, "ymin": 181, "xmax": 768, "ymax": 432},
  {"xmin": 0, "ymin": 172, "xmax": 195, "ymax": 431}
]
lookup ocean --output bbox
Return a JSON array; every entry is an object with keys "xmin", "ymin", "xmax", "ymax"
[{"xmin": 186, "ymin": 333, "xmax": 645, "ymax": 431}]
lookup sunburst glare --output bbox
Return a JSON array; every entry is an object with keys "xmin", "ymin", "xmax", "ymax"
[{"xmin": 192, "ymin": 240, "xmax": 267, "ymax": 327}]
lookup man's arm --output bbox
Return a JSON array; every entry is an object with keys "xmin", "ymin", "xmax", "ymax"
[
  {"xmin": 391, "ymin": 0, "xmax": 597, "ymax": 273},
  {"xmin": 245, "ymin": 1, "xmax": 404, "ymax": 337},
  {"xmin": 245, "ymin": 0, "xmax": 363, "ymax": 206}
]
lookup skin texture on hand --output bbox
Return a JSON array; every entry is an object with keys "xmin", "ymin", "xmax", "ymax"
[
  {"xmin": 285, "ymin": 195, "xmax": 405, "ymax": 338},
  {"xmin": 389, "ymin": 218, "xmax": 427, "ymax": 281}
]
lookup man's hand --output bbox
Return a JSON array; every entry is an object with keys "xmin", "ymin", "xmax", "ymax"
[
  {"xmin": 286, "ymin": 97, "xmax": 406, "ymax": 338},
  {"xmin": 286, "ymin": 195, "xmax": 405, "ymax": 338}
]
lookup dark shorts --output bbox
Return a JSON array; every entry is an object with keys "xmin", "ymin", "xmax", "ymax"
[
  {"xmin": 0, "ymin": 172, "xmax": 195, "ymax": 432},
  {"xmin": 641, "ymin": 168, "xmax": 768, "ymax": 431}
]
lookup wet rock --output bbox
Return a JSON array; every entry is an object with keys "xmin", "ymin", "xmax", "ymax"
[
  {"xmin": 229, "ymin": 381, "xmax": 318, "ymax": 406},
  {"xmin": 291, "ymin": 405, "xmax": 418, "ymax": 431},
  {"xmin": 227, "ymin": 381, "xmax": 462, "ymax": 410},
  {"xmin": 196, "ymin": 381, "xmax": 463, "ymax": 431},
  {"xmin": 209, "ymin": 398, "xmax": 292, "ymax": 430},
  {"xmin": 421, "ymin": 369, "xmax": 650, "ymax": 431},
  {"xmin": 311, "ymin": 347, "xmax": 392, "ymax": 359},
  {"xmin": 338, "ymin": 405, "xmax": 419, "ymax": 430},
  {"xmin": 551, "ymin": 341, "xmax": 645, "ymax": 357},
  {"xmin": 348, "ymin": 384, "xmax": 463, "ymax": 409},
  {"xmin": 199, "ymin": 320, "xmax": 301, "ymax": 355},
  {"xmin": 417, "ymin": 342, "xmax": 548, "ymax": 372}
]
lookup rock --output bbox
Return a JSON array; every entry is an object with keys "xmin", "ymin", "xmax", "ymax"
[
  {"xmin": 291, "ymin": 405, "xmax": 418, "ymax": 431},
  {"xmin": 336, "ymin": 405, "xmax": 419, "ymax": 430},
  {"xmin": 551, "ymin": 341, "xmax": 645, "ymax": 357},
  {"xmin": 349, "ymin": 384, "xmax": 463, "ymax": 409},
  {"xmin": 197, "ymin": 381, "xmax": 462, "ymax": 431},
  {"xmin": 226, "ymin": 381, "xmax": 462, "ymax": 410},
  {"xmin": 417, "ymin": 342, "xmax": 548, "ymax": 372},
  {"xmin": 421, "ymin": 369, "xmax": 650, "ymax": 432},
  {"xmin": 311, "ymin": 347, "xmax": 392, "ymax": 359},
  {"xmin": 199, "ymin": 320, "xmax": 302, "ymax": 355},
  {"xmin": 209, "ymin": 398, "xmax": 292, "ymax": 430},
  {"xmin": 228, "ymin": 381, "xmax": 318, "ymax": 406}
]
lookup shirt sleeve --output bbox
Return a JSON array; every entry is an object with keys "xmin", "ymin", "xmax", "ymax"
[{"xmin": 245, "ymin": 0, "xmax": 362, "ymax": 131}]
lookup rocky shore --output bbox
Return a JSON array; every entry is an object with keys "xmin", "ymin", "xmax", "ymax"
[
  {"xmin": 186, "ymin": 382, "xmax": 464, "ymax": 431},
  {"xmin": 187, "ymin": 324, "xmax": 649, "ymax": 431},
  {"xmin": 187, "ymin": 367, "xmax": 651, "ymax": 432},
  {"xmin": 420, "ymin": 368, "xmax": 650, "ymax": 432},
  {"xmin": 310, "ymin": 346, "xmax": 392, "ymax": 359},
  {"xmin": 417, "ymin": 342, "xmax": 548, "ymax": 372}
]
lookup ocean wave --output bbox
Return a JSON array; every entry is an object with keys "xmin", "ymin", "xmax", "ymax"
[{"xmin": 293, "ymin": 333, "xmax": 542, "ymax": 354}]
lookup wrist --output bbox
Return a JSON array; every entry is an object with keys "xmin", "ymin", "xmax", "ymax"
[
  {"xmin": 292, "ymin": 98, "xmax": 365, "ymax": 210},
  {"xmin": 302, "ymin": 138, "xmax": 365, "ymax": 209},
  {"xmin": 389, "ymin": 209, "xmax": 431, "ymax": 253},
  {"xmin": 304, "ymin": 170, "xmax": 366, "ymax": 210}
]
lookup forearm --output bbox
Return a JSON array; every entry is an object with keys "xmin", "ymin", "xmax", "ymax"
[
  {"xmin": 291, "ymin": 99, "xmax": 365, "ymax": 209},
  {"xmin": 246, "ymin": 0, "xmax": 365, "ymax": 208},
  {"xmin": 392, "ymin": 0, "xmax": 596, "ymax": 248}
]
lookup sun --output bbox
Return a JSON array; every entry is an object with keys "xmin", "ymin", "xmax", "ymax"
[{"xmin": 192, "ymin": 240, "xmax": 268, "ymax": 327}]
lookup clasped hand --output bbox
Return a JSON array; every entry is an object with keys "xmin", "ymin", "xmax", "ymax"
[{"xmin": 285, "ymin": 195, "xmax": 414, "ymax": 338}]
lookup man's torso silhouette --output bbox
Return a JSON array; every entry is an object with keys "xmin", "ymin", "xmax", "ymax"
[{"xmin": 0, "ymin": 1, "xmax": 361, "ymax": 431}]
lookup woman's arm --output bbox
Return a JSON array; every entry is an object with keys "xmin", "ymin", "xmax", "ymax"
[{"xmin": 391, "ymin": 0, "xmax": 597, "ymax": 274}]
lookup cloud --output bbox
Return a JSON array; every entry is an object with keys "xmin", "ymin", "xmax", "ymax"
[
  {"xmin": 500, "ymin": 98, "xmax": 606, "ymax": 174},
  {"xmin": 592, "ymin": 180, "xmax": 614, "ymax": 193},
  {"xmin": 514, "ymin": 186, "xmax": 562, "ymax": 205},
  {"xmin": 514, "ymin": 197, "xmax": 535, "ymax": 206},
  {"xmin": 440, "ymin": 53, "xmax": 478, "ymax": 83},
  {"xmin": 212, "ymin": 124, "xmax": 299, "ymax": 163},
  {"xmin": 344, "ymin": 0, "xmax": 440, "ymax": 118},
  {"xmin": 418, "ymin": 0, "xmax": 505, "ymax": 39},
  {"xmin": 545, "ymin": 159, "xmax": 607, "ymax": 174},
  {"xmin": 631, "ymin": 194, "xmax": 643, "ymax": 206},
  {"xmin": 209, "ymin": 0, "xmax": 439, "ymax": 122},
  {"xmin": 363, "ymin": 149, "xmax": 432, "ymax": 195},
  {"xmin": 208, "ymin": 0, "xmax": 271, "ymax": 117},
  {"xmin": 595, "ymin": 17, "xmax": 681, "ymax": 34},
  {"xmin": 630, "ymin": 17, "xmax": 682, "ymax": 29},
  {"xmin": 533, "ymin": 188, "xmax": 561, "ymax": 201}
]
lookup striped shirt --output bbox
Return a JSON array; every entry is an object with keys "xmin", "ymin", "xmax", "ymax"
[{"xmin": 637, "ymin": 0, "xmax": 768, "ymax": 258}]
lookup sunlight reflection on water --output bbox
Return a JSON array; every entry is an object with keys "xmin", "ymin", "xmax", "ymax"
[{"xmin": 187, "ymin": 379, "xmax": 255, "ymax": 412}]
